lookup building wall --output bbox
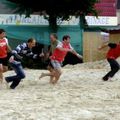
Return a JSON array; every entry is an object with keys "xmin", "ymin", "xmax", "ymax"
[
  {"xmin": 83, "ymin": 32, "xmax": 107, "ymax": 62},
  {"xmin": 95, "ymin": 0, "xmax": 117, "ymax": 16},
  {"xmin": 117, "ymin": 9, "xmax": 120, "ymax": 24},
  {"xmin": 110, "ymin": 33, "xmax": 120, "ymax": 43}
]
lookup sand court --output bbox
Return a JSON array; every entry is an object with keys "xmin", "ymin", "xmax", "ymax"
[{"xmin": 0, "ymin": 59, "xmax": 120, "ymax": 120}]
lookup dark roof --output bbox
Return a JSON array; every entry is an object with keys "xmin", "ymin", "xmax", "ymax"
[
  {"xmin": 101, "ymin": 25, "xmax": 120, "ymax": 33},
  {"xmin": 84, "ymin": 26, "xmax": 120, "ymax": 34},
  {"xmin": 102, "ymin": 26, "xmax": 120, "ymax": 30}
]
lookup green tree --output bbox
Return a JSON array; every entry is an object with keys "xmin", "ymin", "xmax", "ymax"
[{"xmin": 3, "ymin": 0, "xmax": 98, "ymax": 31}]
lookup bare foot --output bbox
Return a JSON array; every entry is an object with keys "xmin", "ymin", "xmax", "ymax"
[
  {"xmin": 51, "ymin": 80, "xmax": 58, "ymax": 85},
  {"xmin": 4, "ymin": 78, "xmax": 9, "ymax": 89},
  {"xmin": 108, "ymin": 77, "xmax": 113, "ymax": 82},
  {"xmin": 49, "ymin": 76, "xmax": 54, "ymax": 84},
  {"xmin": 0, "ymin": 84, "xmax": 2, "ymax": 89},
  {"xmin": 5, "ymin": 81, "xmax": 9, "ymax": 89},
  {"xmin": 0, "ymin": 79, "xmax": 3, "ymax": 87},
  {"xmin": 0, "ymin": 81, "xmax": 3, "ymax": 89},
  {"xmin": 39, "ymin": 73, "xmax": 45, "ymax": 79}
]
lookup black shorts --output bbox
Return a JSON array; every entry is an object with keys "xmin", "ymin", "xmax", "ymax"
[{"xmin": 0, "ymin": 57, "xmax": 8, "ymax": 66}]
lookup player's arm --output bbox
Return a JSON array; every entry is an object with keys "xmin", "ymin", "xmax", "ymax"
[
  {"xmin": 69, "ymin": 44, "xmax": 83, "ymax": 59},
  {"xmin": 12, "ymin": 44, "xmax": 22, "ymax": 55},
  {"xmin": 5, "ymin": 38, "xmax": 12, "ymax": 52},
  {"xmin": 98, "ymin": 42, "xmax": 117, "ymax": 50},
  {"xmin": 7, "ymin": 44, "xmax": 12, "ymax": 53},
  {"xmin": 11, "ymin": 45, "xmax": 23, "ymax": 60},
  {"xmin": 98, "ymin": 42, "xmax": 109, "ymax": 50},
  {"xmin": 70, "ymin": 50, "xmax": 83, "ymax": 59}
]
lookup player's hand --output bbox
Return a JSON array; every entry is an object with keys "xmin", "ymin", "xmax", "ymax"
[
  {"xmin": 14, "ymin": 53, "xmax": 23, "ymax": 60},
  {"xmin": 69, "ymin": 49, "xmax": 73, "ymax": 52},
  {"xmin": 22, "ymin": 50, "xmax": 27, "ymax": 54},
  {"xmin": 39, "ymin": 53, "xmax": 44, "ymax": 57},
  {"xmin": 33, "ymin": 54, "xmax": 37, "ymax": 59},
  {"xmin": 46, "ymin": 53, "xmax": 50, "ymax": 59},
  {"xmin": 98, "ymin": 46, "xmax": 102, "ymax": 50},
  {"xmin": 77, "ymin": 54, "xmax": 83, "ymax": 59},
  {"xmin": 9, "ymin": 56, "xmax": 15, "ymax": 63}
]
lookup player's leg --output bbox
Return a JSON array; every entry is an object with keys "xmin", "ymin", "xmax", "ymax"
[
  {"xmin": 6, "ymin": 61, "xmax": 25, "ymax": 89},
  {"xmin": 50, "ymin": 60, "xmax": 62, "ymax": 84},
  {"xmin": 47, "ymin": 62, "xmax": 55, "ymax": 83},
  {"xmin": 0, "ymin": 64, "xmax": 3, "ymax": 84},
  {"xmin": 52, "ymin": 68, "xmax": 62, "ymax": 84},
  {"xmin": 39, "ymin": 62, "xmax": 55, "ymax": 81},
  {"xmin": 103, "ymin": 59, "xmax": 119, "ymax": 81}
]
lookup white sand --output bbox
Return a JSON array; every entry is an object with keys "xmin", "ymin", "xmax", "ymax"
[{"xmin": 0, "ymin": 58, "xmax": 120, "ymax": 120}]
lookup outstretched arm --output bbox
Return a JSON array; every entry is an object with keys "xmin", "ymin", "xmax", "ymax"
[
  {"xmin": 68, "ymin": 44, "xmax": 83, "ymax": 59},
  {"xmin": 7, "ymin": 44, "xmax": 12, "ymax": 53},
  {"xmin": 5, "ymin": 38, "xmax": 12, "ymax": 52},
  {"xmin": 98, "ymin": 42, "xmax": 109, "ymax": 50},
  {"xmin": 70, "ymin": 50, "xmax": 83, "ymax": 59}
]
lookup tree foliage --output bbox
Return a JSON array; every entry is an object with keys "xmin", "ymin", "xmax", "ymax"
[{"xmin": 4, "ymin": 0, "xmax": 99, "ymax": 31}]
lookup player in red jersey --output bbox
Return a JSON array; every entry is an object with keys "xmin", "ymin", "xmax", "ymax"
[
  {"xmin": 0, "ymin": 29, "xmax": 11, "ymax": 86},
  {"xmin": 39, "ymin": 35, "xmax": 82, "ymax": 84},
  {"xmin": 99, "ymin": 42, "xmax": 120, "ymax": 81}
]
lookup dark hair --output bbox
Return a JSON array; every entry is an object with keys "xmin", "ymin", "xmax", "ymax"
[
  {"xmin": 62, "ymin": 35, "xmax": 70, "ymax": 41},
  {"xmin": 50, "ymin": 33, "xmax": 58, "ymax": 39},
  {"xmin": 108, "ymin": 43, "xmax": 117, "ymax": 49},
  {"xmin": 27, "ymin": 38, "xmax": 35, "ymax": 43},
  {"xmin": 0, "ymin": 29, "xmax": 5, "ymax": 34}
]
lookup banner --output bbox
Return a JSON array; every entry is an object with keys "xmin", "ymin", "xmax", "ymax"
[
  {"xmin": 0, "ymin": 14, "xmax": 79, "ymax": 26},
  {"xmin": 0, "ymin": 14, "xmax": 118, "ymax": 26},
  {"xmin": 86, "ymin": 16, "xmax": 118, "ymax": 26}
]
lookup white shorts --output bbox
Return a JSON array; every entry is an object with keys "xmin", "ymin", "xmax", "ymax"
[{"xmin": 51, "ymin": 60, "xmax": 62, "ymax": 70}]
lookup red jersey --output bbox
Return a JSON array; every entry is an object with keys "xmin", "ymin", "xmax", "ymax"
[
  {"xmin": 107, "ymin": 44, "xmax": 120, "ymax": 59},
  {"xmin": 50, "ymin": 41, "xmax": 73, "ymax": 62},
  {"xmin": 0, "ymin": 38, "xmax": 8, "ymax": 58}
]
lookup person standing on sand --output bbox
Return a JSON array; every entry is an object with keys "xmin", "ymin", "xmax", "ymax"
[
  {"xmin": 99, "ymin": 42, "xmax": 120, "ymax": 81},
  {"xmin": 0, "ymin": 29, "xmax": 11, "ymax": 86},
  {"xmin": 40, "ymin": 35, "xmax": 82, "ymax": 84},
  {"xmin": 49, "ymin": 33, "xmax": 59, "ymax": 54},
  {"xmin": 46, "ymin": 33, "xmax": 59, "ymax": 83}
]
